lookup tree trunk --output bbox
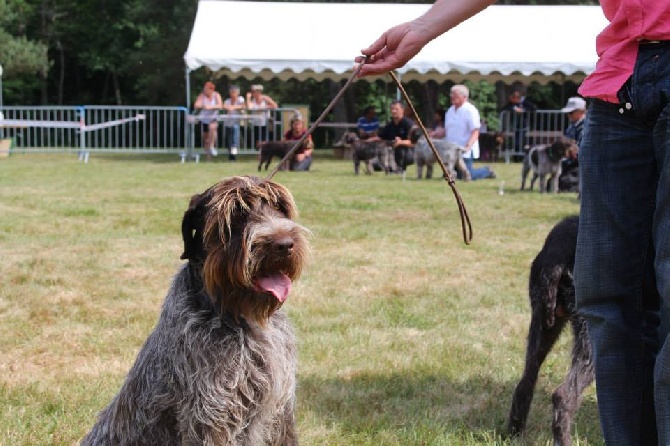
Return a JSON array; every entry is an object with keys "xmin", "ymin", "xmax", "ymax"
[{"xmin": 113, "ymin": 71, "xmax": 122, "ymax": 105}]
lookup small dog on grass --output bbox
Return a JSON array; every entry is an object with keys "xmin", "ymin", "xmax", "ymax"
[
  {"xmin": 507, "ymin": 215, "xmax": 594, "ymax": 446},
  {"xmin": 81, "ymin": 176, "xmax": 310, "ymax": 445},
  {"xmin": 521, "ymin": 138, "xmax": 577, "ymax": 193},
  {"xmin": 413, "ymin": 136, "xmax": 469, "ymax": 180},
  {"xmin": 334, "ymin": 131, "xmax": 393, "ymax": 175},
  {"xmin": 257, "ymin": 141, "xmax": 296, "ymax": 172}
]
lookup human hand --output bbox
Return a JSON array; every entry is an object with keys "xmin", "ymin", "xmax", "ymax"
[{"xmin": 355, "ymin": 21, "xmax": 430, "ymax": 77}]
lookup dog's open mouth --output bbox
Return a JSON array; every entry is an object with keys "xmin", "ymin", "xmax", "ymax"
[{"xmin": 253, "ymin": 273, "xmax": 292, "ymax": 302}]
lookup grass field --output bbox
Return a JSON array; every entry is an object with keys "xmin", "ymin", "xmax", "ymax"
[{"xmin": 0, "ymin": 152, "xmax": 600, "ymax": 445}]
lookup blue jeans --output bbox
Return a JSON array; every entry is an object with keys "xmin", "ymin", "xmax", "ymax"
[
  {"xmin": 463, "ymin": 156, "xmax": 492, "ymax": 180},
  {"xmin": 291, "ymin": 156, "xmax": 312, "ymax": 171},
  {"xmin": 225, "ymin": 125, "xmax": 240, "ymax": 160},
  {"xmin": 575, "ymin": 41, "xmax": 670, "ymax": 445}
]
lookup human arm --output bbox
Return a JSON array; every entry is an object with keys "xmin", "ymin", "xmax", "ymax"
[
  {"xmin": 263, "ymin": 95, "xmax": 278, "ymax": 109},
  {"xmin": 355, "ymin": 0, "xmax": 496, "ymax": 76},
  {"xmin": 193, "ymin": 94, "xmax": 204, "ymax": 110},
  {"xmin": 463, "ymin": 128, "xmax": 480, "ymax": 153}
]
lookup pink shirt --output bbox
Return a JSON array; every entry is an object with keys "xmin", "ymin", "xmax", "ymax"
[{"xmin": 578, "ymin": 0, "xmax": 670, "ymax": 103}]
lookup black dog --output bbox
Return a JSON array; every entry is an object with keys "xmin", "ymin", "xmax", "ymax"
[
  {"xmin": 508, "ymin": 215, "xmax": 594, "ymax": 446},
  {"xmin": 257, "ymin": 141, "xmax": 295, "ymax": 172}
]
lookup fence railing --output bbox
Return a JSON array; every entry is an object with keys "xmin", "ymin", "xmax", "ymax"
[
  {"xmin": 0, "ymin": 106, "xmax": 304, "ymax": 161},
  {"xmin": 1, "ymin": 106, "xmax": 570, "ymax": 163},
  {"xmin": 498, "ymin": 110, "xmax": 569, "ymax": 163}
]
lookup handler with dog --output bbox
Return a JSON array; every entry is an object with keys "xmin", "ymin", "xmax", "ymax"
[{"xmin": 357, "ymin": 0, "xmax": 670, "ymax": 445}]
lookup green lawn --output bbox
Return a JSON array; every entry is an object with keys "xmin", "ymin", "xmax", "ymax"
[{"xmin": 0, "ymin": 152, "xmax": 599, "ymax": 445}]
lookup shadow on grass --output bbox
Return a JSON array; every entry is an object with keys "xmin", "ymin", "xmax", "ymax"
[{"xmin": 299, "ymin": 371, "xmax": 601, "ymax": 444}]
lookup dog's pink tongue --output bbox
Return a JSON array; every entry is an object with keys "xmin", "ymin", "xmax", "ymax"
[{"xmin": 254, "ymin": 274, "xmax": 292, "ymax": 302}]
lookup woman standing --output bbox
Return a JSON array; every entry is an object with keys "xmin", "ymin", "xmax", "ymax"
[{"xmin": 193, "ymin": 81, "xmax": 222, "ymax": 161}]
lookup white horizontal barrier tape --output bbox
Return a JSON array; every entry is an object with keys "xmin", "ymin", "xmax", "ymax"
[
  {"xmin": 0, "ymin": 115, "xmax": 145, "ymax": 132},
  {"xmin": 79, "ymin": 115, "xmax": 145, "ymax": 132},
  {"xmin": 0, "ymin": 119, "xmax": 80, "ymax": 129}
]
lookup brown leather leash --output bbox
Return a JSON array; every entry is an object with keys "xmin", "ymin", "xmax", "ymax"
[
  {"xmin": 266, "ymin": 59, "xmax": 473, "ymax": 245},
  {"xmin": 388, "ymin": 71, "xmax": 473, "ymax": 245}
]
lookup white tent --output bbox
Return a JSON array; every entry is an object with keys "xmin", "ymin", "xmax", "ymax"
[{"xmin": 184, "ymin": 1, "xmax": 608, "ymax": 86}]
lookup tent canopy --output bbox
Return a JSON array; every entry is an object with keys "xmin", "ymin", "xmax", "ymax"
[{"xmin": 184, "ymin": 1, "xmax": 608, "ymax": 85}]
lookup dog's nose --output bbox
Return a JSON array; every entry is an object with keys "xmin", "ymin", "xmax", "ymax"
[{"xmin": 274, "ymin": 238, "xmax": 294, "ymax": 255}]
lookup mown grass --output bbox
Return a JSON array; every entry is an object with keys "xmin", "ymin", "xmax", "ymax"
[{"xmin": 0, "ymin": 152, "xmax": 600, "ymax": 445}]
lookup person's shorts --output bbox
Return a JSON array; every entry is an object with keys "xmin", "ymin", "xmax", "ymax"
[{"xmin": 200, "ymin": 121, "xmax": 215, "ymax": 133}]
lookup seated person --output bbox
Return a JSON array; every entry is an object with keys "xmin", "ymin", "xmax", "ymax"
[
  {"xmin": 284, "ymin": 113, "xmax": 314, "ymax": 171},
  {"xmin": 558, "ymin": 97, "xmax": 587, "ymax": 192},
  {"xmin": 357, "ymin": 106, "xmax": 380, "ymax": 140},
  {"xmin": 428, "ymin": 108, "xmax": 446, "ymax": 139},
  {"xmin": 376, "ymin": 100, "xmax": 415, "ymax": 173}
]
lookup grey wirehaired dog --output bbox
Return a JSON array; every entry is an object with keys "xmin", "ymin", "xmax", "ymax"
[
  {"xmin": 334, "ymin": 131, "xmax": 393, "ymax": 175},
  {"xmin": 413, "ymin": 136, "xmax": 470, "ymax": 180},
  {"xmin": 521, "ymin": 138, "xmax": 576, "ymax": 193},
  {"xmin": 81, "ymin": 176, "xmax": 310, "ymax": 446},
  {"xmin": 508, "ymin": 215, "xmax": 594, "ymax": 446}
]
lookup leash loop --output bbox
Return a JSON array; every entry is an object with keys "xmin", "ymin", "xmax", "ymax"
[
  {"xmin": 389, "ymin": 71, "xmax": 473, "ymax": 245},
  {"xmin": 266, "ymin": 58, "xmax": 473, "ymax": 245}
]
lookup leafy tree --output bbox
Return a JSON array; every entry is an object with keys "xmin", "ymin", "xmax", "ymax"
[{"xmin": 0, "ymin": 0, "xmax": 48, "ymax": 76}]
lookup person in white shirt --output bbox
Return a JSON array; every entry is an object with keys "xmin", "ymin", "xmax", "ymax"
[
  {"xmin": 445, "ymin": 84, "xmax": 495, "ymax": 180},
  {"xmin": 246, "ymin": 84, "xmax": 278, "ymax": 148}
]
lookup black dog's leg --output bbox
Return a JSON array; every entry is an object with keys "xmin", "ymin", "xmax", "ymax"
[
  {"xmin": 551, "ymin": 317, "xmax": 594, "ymax": 446},
  {"xmin": 354, "ymin": 158, "xmax": 361, "ymax": 175},
  {"xmin": 508, "ymin": 305, "xmax": 567, "ymax": 438},
  {"xmin": 426, "ymin": 164, "xmax": 433, "ymax": 180},
  {"xmin": 521, "ymin": 160, "xmax": 530, "ymax": 190}
]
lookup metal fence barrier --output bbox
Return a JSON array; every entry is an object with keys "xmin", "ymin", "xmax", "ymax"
[
  {"xmin": 0, "ymin": 106, "xmax": 306, "ymax": 162},
  {"xmin": 498, "ymin": 110, "xmax": 568, "ymax": 163},
  {"xmin": 0, "ymin": 106, "xmax": 570, "ymax": 163}
]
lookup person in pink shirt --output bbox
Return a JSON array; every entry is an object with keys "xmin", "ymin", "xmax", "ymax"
[{"xmin": 356, "ymin": 1, "xmax": 670, "ymax": 444}]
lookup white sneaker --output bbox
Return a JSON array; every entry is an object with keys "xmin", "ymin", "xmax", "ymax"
[{"xmin": 210, "ymin": 147, "xmax": 218, "ymax": 156}]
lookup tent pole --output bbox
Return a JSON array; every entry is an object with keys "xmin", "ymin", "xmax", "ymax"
[{"xmin": 185, "ymin": 67, "xmax": 192, "ymax": 110}]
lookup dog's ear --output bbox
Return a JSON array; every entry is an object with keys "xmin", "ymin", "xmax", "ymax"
[
  {"xmin": 180, "ymin": 192, "xmax": 209, "ymax": 261},
  {"xmin": 409, "ymin": 127, "xmax": 422, "ymax": 144}
]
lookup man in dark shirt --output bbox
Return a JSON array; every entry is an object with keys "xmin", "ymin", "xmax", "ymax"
[
  {"xmin": 377, "ymin": 100, "xmax": 415, "ymax": 173},
  {"xmin": 501, "ymin": 89, "xmax": 537, "ymax": 153}
]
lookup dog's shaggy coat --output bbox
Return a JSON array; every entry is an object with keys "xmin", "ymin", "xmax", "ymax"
[
  {"xmin": 413, "ymin": 136, "xmax": 469, "ymax": 180},
  {"xmin": 334, "ymin": 131, "xmax": 393, "ymax": 175},
  {"xmin": 81, "ymin": 176, "xmax": 310, "ymax": 446},
  {"xmin": 507, "ymin": 215, "xmax": 594, "ymax": 446}
]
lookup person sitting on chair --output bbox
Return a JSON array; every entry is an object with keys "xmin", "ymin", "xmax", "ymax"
[{"xmin": 357, "ymin": 106, "xmax": 380, "ymax": 140}]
